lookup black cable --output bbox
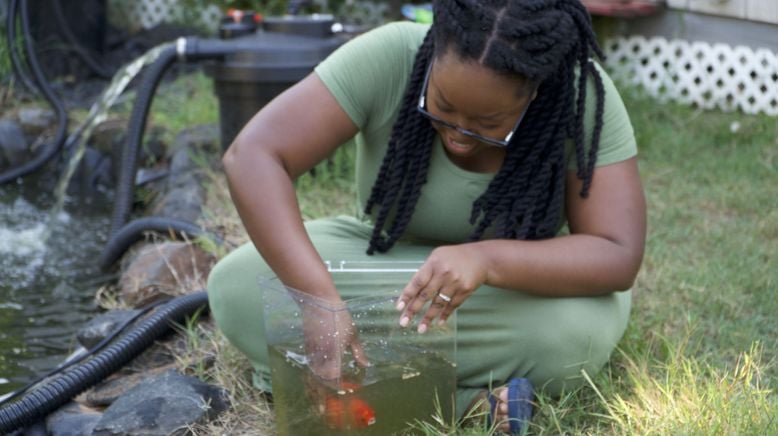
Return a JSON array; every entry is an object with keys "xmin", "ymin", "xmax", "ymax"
[
  {"xmin": 0, "ymin": 291, "xmax": 209, "ymax": 434},
  {"xmin": 0, "ymin": 0, "xmax": 68, "ymax": 185},
  {"xmin": 109, "ymin": 46, "xmax": 178, "ymax": 235},
  {"xmin": 49, "ymin": 0, "xmax": 113, "ymax": 79},
  {"xmin": 108, "ymin": 37, "xmax": 239, "ymax": 237},
  {"xmin": 98, "ymin": 216, "xmax": 225, "ymax": 270},
  {"xmin": 5, "ymin": 0, "xmax": 37, "ymax": 94},
  {"xmin": 0, "ymin": 297, "xmax": 171, "ymax": 407}
]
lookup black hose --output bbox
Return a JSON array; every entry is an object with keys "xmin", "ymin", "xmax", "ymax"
[
  {"xmin": 5, "ymin": 0, "xmax": 37, "ymax": 94},
  {"xmin": 109, "ymin": 46, "xmax": 178, "ymax": 236},
  {"xmin": 108, "ymin": 37, "xmax": 240, "ymax": 237},
  {"xmin": 0, "ymin": 297, "xmax": 170, "ymax": 407},
  {"xmin": 49, "ymin": 0, "xmax": 113, "ymax": 79},
  {"xmin": 98, "ymin": 216, "xmax": 224, "ymax": 270},
  {"xmin": 0, "ymin": 0, "xmax": 68, "ymax": 185},
  {"xmin": 0, "ymin": 291, "xmax": 209, "ymax": 434}
]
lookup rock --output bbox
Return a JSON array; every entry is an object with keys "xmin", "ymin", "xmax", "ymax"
[
  {"xmin": 152, "ymin": 184, "xmax": 204, "ymax": 225},
  {"xmin": 90, "ymin": 118, "xmax": 126, "ymax": 157},
  {"xmin": 46, "ymin": 401, "xmax": 102, "ymax": 436},
  {"xmin": 69, "ymin": 146, "xmax": 114, "ymax": 192},
  {"xmin": 142, "ymin": 126, "xmax": 168, "ymax": 165},
  {"xmin": 76, "ymin": 309, "xmax": 141, "ymax": 349},
  {"xmin": 166, "ymin": 124, "xmax": 219, "ymax": 160},
  {"xmin": 0, "ymin": 118, "xmax": 29, "ymax": 167},
  {"xmin": 119, "ymin": 242, "xmax": 215, "ymax": 307},
  {"xmin": 91, "ymin": 369, "xmax": 229, "ymax": 436},
  {"xmin": 168, "ymin": 141, "xmax": 198, "ymax": 178},
  {"xmin": 17, "ymin": 107, "xmax": 56, "ymax": 136},
  {"xmin": 149, "ymin": 125, "xmax": 218, "ymax": 223},
  {"xmin": 84, "ymin": 363, "xmax": 173, "ymax": 407},
  {"xmin": 136, "ymin": 167, "xmax": 169, "ymax": 186}
]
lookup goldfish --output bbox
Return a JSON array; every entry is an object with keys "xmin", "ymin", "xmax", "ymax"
[{"xmin": 315, "ymin": 381, "xmax": 377, "ymax": 430}]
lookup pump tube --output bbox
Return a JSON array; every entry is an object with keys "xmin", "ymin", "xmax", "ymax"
[
  {"xmin": 108, "ymin": 38, "xmax": 240, "ymax": 237},
  {"xmin": 100, "ymin": 38, "xmax": 241, "ymax": 269},
  {"xmin": 98, "ymin": 216, "xmax": 224, "ymax": 270},
  {"xmin": 0, "ymin": 0, "xmax": 68, "ymax": 185},
  {"xmin": 0, "ymin": 291, "xmax": 209, "ymax": 434}
]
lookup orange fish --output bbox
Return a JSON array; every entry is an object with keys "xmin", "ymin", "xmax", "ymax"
[{"xmin": 320, "ymin": 382, "xmax": 377, "ymax": 430}]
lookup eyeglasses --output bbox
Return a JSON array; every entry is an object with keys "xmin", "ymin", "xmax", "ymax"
[{"xmin": 417, "ymin": 62, "xmax": 532, "ymax": 148}]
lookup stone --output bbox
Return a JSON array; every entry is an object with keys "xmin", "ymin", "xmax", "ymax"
[
  {"xmin": 76, "ymin": 309, "xmax": 141, "ymax": 349},
  {"xmin": 0, "ymin": 118, "xmax": 29, "ymax": 167},
  {"xmin": 166, "ymin": 124, "xmax": 219, "ymax": 160},
  {"xmin": 69, "ymin": 146, "xmax": 114, "ymax": 192},
  {"xmin": 149, "ymin": 125, "xmax": 218, "ymax": 223},
  {"xmin": 84, "ymin": 363, "xmax": 173, "ymax": 407},
  {"xmin": 136, "ymin": 167, "xmax": 169, "ymax": 186},
  {"xmin": 91, "ymin": 369, "xmax": 229, "ymax": 436},
  {"xmin": 142, "ymin": 126, "xmax": 168, "ymax": 165},
  {"xmin": 125, "ymin": 341, "xmax": 178, "ymax": 371},
  {"xmin": 89, "ymin": 118, "xmax": 127, "ymax": 156},
  {"xmin": 119, "ymin": 242, "xmax": 215, "ymax": 307},
  {"xmin": 151, "ymin": 184, "xmax": 204, "ymax": 225},
  {"xmin": 46, "ymin": 401, "xmax": 102, "ymax": 436},
  {"xmin": 17, "ymin": 107, "xmax": 56, "ymax": 136}
]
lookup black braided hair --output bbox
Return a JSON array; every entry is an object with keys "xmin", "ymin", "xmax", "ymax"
[{"xmin": 364, "ymin": 0, "xmax": 606, "ymax": 254}]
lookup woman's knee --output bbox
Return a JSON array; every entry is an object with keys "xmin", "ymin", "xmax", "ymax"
[
  {"xmin": 520, "ymin": 313, "xmax": 625, "ymax": 395},
  {"xmin": 206, "ymin": 244, "xmax": 270, "ymax": 365}
]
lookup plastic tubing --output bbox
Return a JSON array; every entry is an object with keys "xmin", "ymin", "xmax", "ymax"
[
  {"xmin": 0, "ymin": 291, "xmax": 209, "ymax": 434},
  {"xmin": 98, "ymin": 216, "xmax": 224, "ymax": 271},
  {"xmin": 106, "ymin": 38, "xmax": 239, "ymax": 261},
  {"xmin": 109, "ymin": 38, "xmax": 241, "ymax": 237},
  {"xmin": 109, "ymin": 45, "xmax": 179, "ymax": 236},
  {"xmin": 0, "ymin": 0, "xmax": 68, "ymax": 185},
  {"xmin": 5, "ymin": 0, "xmax": 37, "ymax": 94}
]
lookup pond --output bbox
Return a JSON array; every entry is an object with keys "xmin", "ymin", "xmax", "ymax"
[{"xmin": 0, "ymin": 174, "xmax": 113, "ymax": 396}]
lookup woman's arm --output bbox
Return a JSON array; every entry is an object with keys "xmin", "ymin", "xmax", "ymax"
[
  {"xmin": 223, "ymin": 73, "xmax": 359, "ymax": 301},
  {"xmin": 398, "ymin": 157, "xmax": 646, "ymax": 331},
  {"xmin": 478, "ymin": 157, "xmax": 646, "ymax": 294}
]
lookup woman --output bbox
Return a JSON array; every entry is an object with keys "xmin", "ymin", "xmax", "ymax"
[{"xmin": 207, "ymin": 0, "xmax": 646, "ymax": 432}]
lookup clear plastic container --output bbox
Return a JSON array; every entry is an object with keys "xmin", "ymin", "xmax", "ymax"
[{"xmin": 262, "ymin": 261, "xmax": 457, "ymax": 435}]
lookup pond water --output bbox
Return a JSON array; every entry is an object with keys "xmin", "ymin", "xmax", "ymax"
[{"xmin": 0, "ymin": 175, "xmax": 113, "ymax": 396}]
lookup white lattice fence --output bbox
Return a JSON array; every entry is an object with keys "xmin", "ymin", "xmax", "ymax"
[
  {"xmin": 603, "ymin": 36, "xmax": 778, "ymax": 116},
  {"xmin": 109, "ymin": 0, "xmax": 222, "ymax": 32}
]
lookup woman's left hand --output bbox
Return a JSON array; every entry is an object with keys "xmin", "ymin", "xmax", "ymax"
[{"xmin": 396, "ymin": 243, "xmax": 488, "ymax": 333}]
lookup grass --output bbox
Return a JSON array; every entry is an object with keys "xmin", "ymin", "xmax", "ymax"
[
  {"xmin": 0, "ymin": 13, "xmax": 772, "ymax": 431},
  {"xmin": 147, "ymin": 69, "xmax": 220, "ymax": 145},
  {"xmin": 3, "ymin": 60, "xmax": 765, "ymax": 433},
  {"xmin": 167, "ymin": 80, "xmax": 777, "ymax": 435}
]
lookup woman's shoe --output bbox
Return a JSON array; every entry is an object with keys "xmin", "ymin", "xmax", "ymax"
[{"xmin": 487, "ymin": 378, "xmax": 534, "ymax": 435}]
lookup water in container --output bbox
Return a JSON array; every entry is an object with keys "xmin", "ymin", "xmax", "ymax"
[{"xmin": 262, "ymin": 261, "xmax": 457, "ymax": 435}]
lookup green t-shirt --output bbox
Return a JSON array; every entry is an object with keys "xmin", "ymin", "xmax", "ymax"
[{"xmin": 314, "ymin": 22, "xmax": 637, "ymax": 244}]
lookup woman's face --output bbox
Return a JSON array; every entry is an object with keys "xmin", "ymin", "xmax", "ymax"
[{"xmin": 424, "ymin": 50, "xmax": 534, "ymax": 172}]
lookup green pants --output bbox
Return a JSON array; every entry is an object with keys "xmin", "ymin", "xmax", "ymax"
[{"xmin": 207, "ymin": 216, "xmax": 631, "ymax": 419}]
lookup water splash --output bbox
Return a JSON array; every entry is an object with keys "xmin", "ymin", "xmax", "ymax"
[
  {"xmin": 0, "ymin": 224, "xmax": 46, "ymax": 257},
  {"xmin": 0, "ymin": 197, "xmax": 47, "ymax": 258},
  {"xmin": 45, "ymin": 42, "xmax": 175, "ymax": 241}
]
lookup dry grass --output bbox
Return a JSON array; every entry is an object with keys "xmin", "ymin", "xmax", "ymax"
[{"xmin": 175, "ymin": 316, "xmax": 276, "ymax": 435}]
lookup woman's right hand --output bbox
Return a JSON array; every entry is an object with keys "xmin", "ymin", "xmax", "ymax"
[{"xmin": 302, "ymin": 298, "xmax": 369, "ymax": 381}]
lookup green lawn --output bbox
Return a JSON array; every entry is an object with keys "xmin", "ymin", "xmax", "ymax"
[
  {"xmin": 185, "ymin": 84, "xmax": 776, "ymax": 434},
  {"xmin": 10, "ymin": 64, "xmax": 769, "ymax": 433},
  {"xmin": 6, "ymin": 8, "xmax": 772, "ymax": 432},
  {"xmin": 519, "ymin": 90, "xmax": 778, "ymax": 434}
]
